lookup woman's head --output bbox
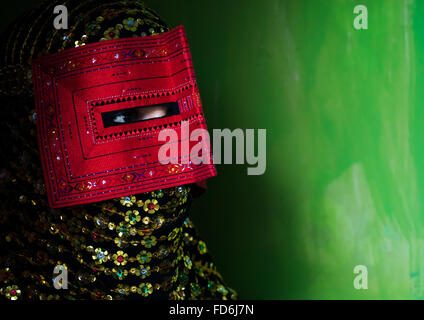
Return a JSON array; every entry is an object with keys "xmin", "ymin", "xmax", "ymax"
[{"xmin": 0, "ymin": 0, "xmax": 207, "ymax": 210}]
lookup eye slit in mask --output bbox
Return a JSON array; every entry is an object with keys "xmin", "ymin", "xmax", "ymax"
[{"xmin": 101, "ymin": 102, "xmax": 179, "ymax": 128}]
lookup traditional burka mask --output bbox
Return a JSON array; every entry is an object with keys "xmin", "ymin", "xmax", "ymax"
[
  {"xmin": 32, "ymin": 25, "xmax": 215, "ymax": 208},
  {"xmin": 0, "ymin": 0, "xmax": 236, "ymax": 300}
]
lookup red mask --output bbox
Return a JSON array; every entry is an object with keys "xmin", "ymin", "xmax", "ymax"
[{"xmin": 32, "ymin": 25, "xmax": 216, "ymax": 208}]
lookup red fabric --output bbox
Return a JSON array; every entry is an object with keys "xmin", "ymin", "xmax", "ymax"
[{"xmin": 31, "ymin": 25, "xmax": 216, "ymax": 208}]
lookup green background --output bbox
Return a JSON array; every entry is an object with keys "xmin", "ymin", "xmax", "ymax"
[
  {"xmin": 146, "ymin": 0, "xmax": 424, "ymax": 299},
  {"xmin": 3, "ymin": 0, "xmax": 424, "ymax": 299}
]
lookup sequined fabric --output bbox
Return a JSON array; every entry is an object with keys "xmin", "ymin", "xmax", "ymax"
[{"xmin": 0, "ymin": 0, "xmax": 236, "ymax": 300}]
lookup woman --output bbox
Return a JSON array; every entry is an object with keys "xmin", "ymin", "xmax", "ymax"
[{"xmin": 0, "ymin": 0, "xmax": 236, "ymax": 300}]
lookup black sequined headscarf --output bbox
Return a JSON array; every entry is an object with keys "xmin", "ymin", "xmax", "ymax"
[{"xmin": 0, "ymin": 0, "xmax": 237, "ymax": 300}]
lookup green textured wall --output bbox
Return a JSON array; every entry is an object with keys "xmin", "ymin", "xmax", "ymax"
[
  {"xmin": 144, "ymin": 0, "xmax": 424, "ymax": 299},
  {"xmin": 3, "ymin": 0, "xmax": 424, "ymax": 299}
]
